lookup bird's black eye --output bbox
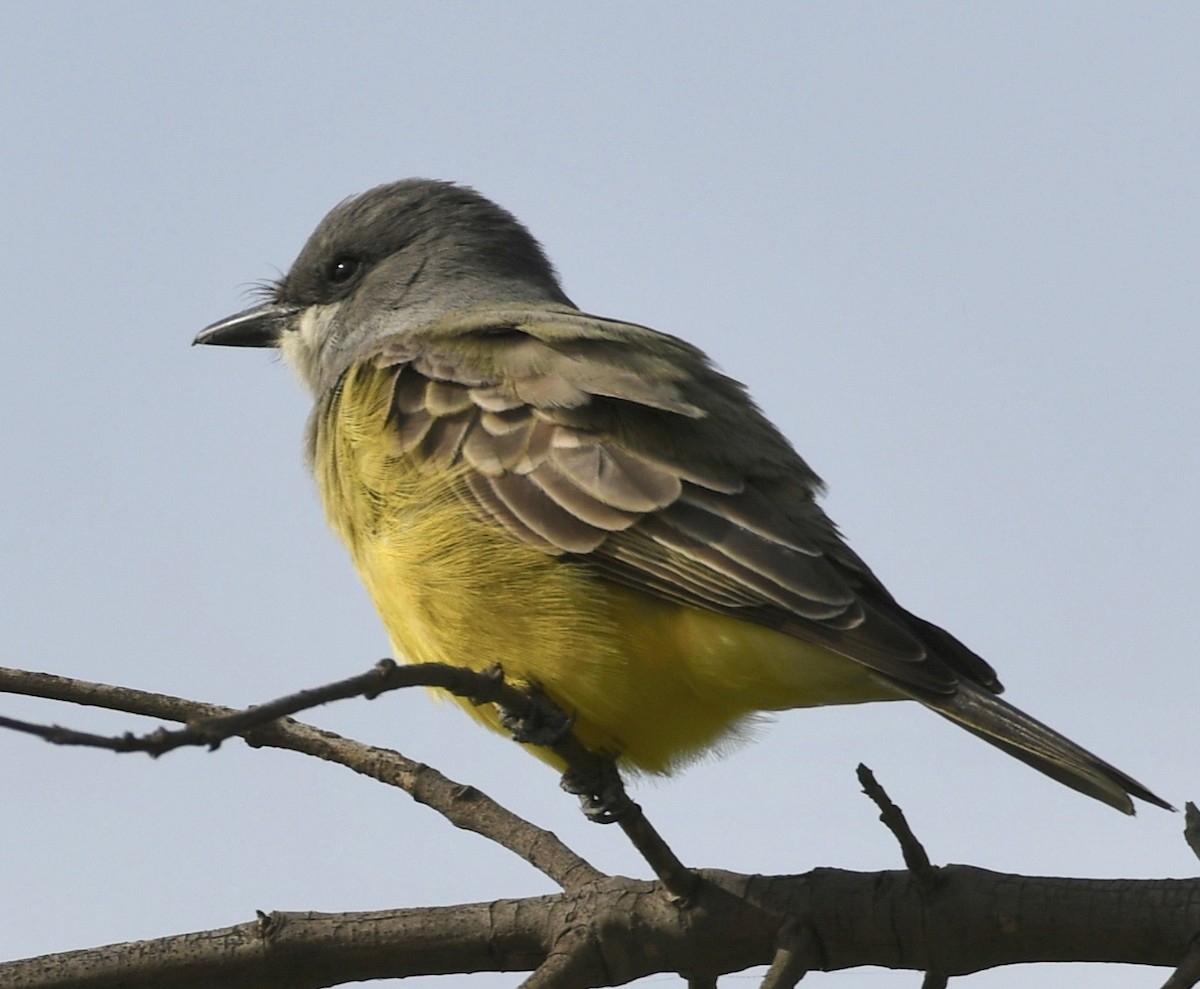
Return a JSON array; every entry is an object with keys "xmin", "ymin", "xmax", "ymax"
[{"xmin": 326, "ymin": 255, "xmax": 362, "ymax": 285}]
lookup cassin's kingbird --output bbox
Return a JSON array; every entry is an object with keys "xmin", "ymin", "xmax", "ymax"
[{"xmin": 196, "ymin": 179, "xmax": 1167, "ymax": 814}]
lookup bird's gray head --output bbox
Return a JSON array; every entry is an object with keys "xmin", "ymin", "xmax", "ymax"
[{"xmin": 194, "ymin": 179, "xmax": 574, "ymax": 394}]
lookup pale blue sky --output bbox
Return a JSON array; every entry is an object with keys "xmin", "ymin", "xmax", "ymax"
[{"xmin": 2, "ymin": 4, "xmax": 1197, "ymax": 987}]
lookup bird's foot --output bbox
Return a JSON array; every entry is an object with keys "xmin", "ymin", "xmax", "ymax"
[
  {"xmin": 561, "ymin": 755, "xmax": 632, "ymax": 824},
  {"xmin": 483, "ymin": 666, "xmax": 574, "ymax": 748}
]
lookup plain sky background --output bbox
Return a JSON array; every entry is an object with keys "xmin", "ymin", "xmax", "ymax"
[{"xmin": 1, "ymin": 4, "xmax": 1196, "ymax": 987}]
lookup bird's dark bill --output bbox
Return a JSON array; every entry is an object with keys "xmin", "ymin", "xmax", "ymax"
[{"xmin": 194, "ymin": 302, "xmax": 298, "ymax": 348}]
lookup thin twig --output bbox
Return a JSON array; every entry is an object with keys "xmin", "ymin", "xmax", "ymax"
[
  {"xmin": 0, "ymin": 663, "xmax": 695, "ymax": 893},
  {"xmin": 614, "ymin": 802, "xmax": 695, "ymax": 900},
  {"xmin": 2, "ymin": 660, "xmax": 529, "ymax": 757},
  {"xmin": 857, "ymin": 764, "xmax": 937, "ymax": 887},
  {"xmin": 1184, "ymin": 803, "xmax": 1200, "ymax": 864},
  {"xmin": 556, "ymin": 744, "xmax": 696, "ymax": 899},
  {"xmin": 0, "ymin": 665, "xmax": 601, "ymax": 890}
]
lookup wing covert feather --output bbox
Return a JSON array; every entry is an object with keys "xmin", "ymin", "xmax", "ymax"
[{"xmin": 362, "ymin": 306, "xmax": 983, "ymax": 695}]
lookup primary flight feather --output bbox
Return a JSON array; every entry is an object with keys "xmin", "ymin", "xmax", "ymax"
[{"xmin": 196, "ymin": 179, "xmax": 1168, "ymax": 815}]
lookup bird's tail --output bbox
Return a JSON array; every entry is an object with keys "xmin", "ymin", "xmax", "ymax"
[{"xmin": 919, "ymin": 679, "xmax": 1171, "ymax": 814}]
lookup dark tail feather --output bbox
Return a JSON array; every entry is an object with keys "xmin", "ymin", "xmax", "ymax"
[{"xmin": 920, "ymin": 680, "xmax": 1172, "ymax": 815}]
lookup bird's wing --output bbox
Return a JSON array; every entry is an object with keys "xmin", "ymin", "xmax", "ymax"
[
  {"xmin": 352, "ymin": 304, "xmax": 1170, "ymax": 814},
  {"xmin": 361, "ymin": 305, "xmax": 993, "ymax": 698}
]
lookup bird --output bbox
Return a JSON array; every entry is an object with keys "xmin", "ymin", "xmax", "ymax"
[{"xmin": 195, "ymin": 178, "xmax": 1168, "ymax": 815}]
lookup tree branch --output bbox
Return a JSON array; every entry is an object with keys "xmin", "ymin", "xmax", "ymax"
[
  {"xmin": 857, "ymin": 763, "xmax": 936, "ymax": 885},
  {"xmin": 1185, "ymin": 803, "xmax": 1200, "ymax": 863},
  {"xmin": 1162, "ymin": 932, "xmax": 1200, "ymax": 989},
  {"xmin": 0, "ymin": 662, "xmax": 694, "ymax": 895},
  {"xmin": 758, "ymin": 916, "xmax": 818, "ymax": 988},
  {"xmin": 0, "ymin": 666, "xmax": 601, "ymax": 891},
  {"xmin": 5, "ymin": 665, "xmax": 1197, "ymax": 984},
  {"xmin": 3, "ymin": 869, "xmax": 1198, "ymax": 988}
]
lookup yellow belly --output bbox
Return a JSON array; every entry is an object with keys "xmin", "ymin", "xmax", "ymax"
[{"xmin": 313, "ymin": 368, "xmax": 901, "ymax": 773}]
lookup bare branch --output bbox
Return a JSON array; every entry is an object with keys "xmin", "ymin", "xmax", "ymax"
[
  {"xmin": 1185, "ymin": 802, "xmax": 1200, "ymax": 863},
  {"xmin": 1162, "ymin": 931, "xmax": 1200, "ymax": 989},
  {"xmin": 758, "ymin": 916, "xmax": 818, "ymax": 988},
  {"xmin": 857, "ymin": 764, "xmax": 937, "ymax": 885},
  {"xmin": 560, "ymin": 753, "xmax": 696, "ymax": 898},
  {"xmin": 6, "ymin": 667, "xmax": 1196, "ymax": 984},
  {"xmin": 0, "ymin": 662, "xmax": 693, "ymax": 894},
  {"xmin": 1, "ymin": 661, "xmax": 511, "ymax": 757},
  {"xmin": 0, "ymin": 713, "xmax": 145, "ymax": 750},
  {"xmin": 518, "ymin": 925, "xmax": 598, "ymax": 989},
  {"xmin": 0, "ymin": 666, "xmax": 600, "ymax": 890},
  {"xmin": 4, "ymin": 868, "xmax": 1198, "ymax": 988}
]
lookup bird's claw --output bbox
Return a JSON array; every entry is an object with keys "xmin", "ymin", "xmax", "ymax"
[
  {"xmin": 498, "ymin": 682, "xmax": 574, "ymax": 748},
  {"xmin": 561, "ymin": 758, "xmax": 631, "ymax": 824}
]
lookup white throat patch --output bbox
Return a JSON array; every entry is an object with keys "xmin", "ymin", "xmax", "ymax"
[{"xmin": 279, "ymin": 302, "xmax": 343, "ymax": 395}]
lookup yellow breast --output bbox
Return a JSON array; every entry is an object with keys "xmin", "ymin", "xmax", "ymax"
[{"xmin": 311, "ymin": 363, "xmax": 900, "ymax": 773}]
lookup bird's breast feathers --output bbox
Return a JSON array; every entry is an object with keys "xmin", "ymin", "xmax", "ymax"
[{"xmin": 309, "ymin": 328, "xmax": 898, "ymax": 772}]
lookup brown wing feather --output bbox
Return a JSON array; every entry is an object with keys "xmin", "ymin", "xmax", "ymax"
[
  {"xmin": 349, "ymin": 306, "xmax": 1170, "ymax": 813},
  {"xmin": 362, "ymin": 308, "xmax": 974, "ymax": 697}
]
